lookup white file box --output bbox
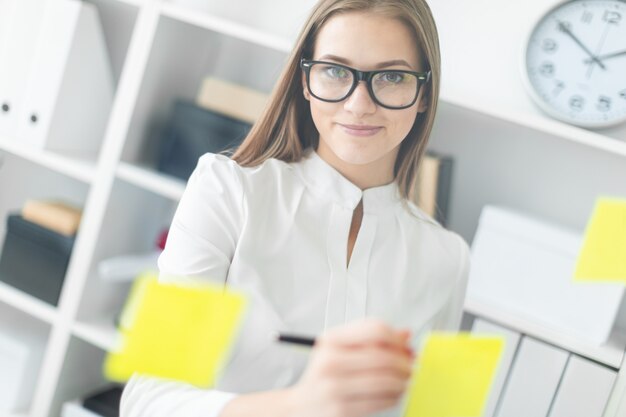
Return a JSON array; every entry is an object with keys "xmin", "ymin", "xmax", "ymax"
[
  {"xmin": 0, "ymin": 329, "xmax": 46, "ymax": 413},
  {"xmin": 0, "ymin": 0, "xmax": 46, "ymax": 137},
  {"xmin": 12, "ymin": 0, "xmax": 113, "ymax": 157},
  {"xmin": 468, "ymin": 205, "xmax": 625, "ymax": 345},
  {"xmin": 471, "ymin": 318, "xmax": 521, "ymax": 417},
  {"xmin": 548, "ymin": 355, "xmax": 617, "ymax": 417},
  {"xmin": 495, "ymin": 336, "xmax": 568, "ymax": 417}
]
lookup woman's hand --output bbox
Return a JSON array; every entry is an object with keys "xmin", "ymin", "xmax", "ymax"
[{"xmin": 288, "ymin": 319, "xmax": 415, "ymax": 417}]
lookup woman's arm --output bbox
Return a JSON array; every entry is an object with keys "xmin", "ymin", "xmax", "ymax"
[
  {"xmin": 120, "ymin": 320, "xmax": 412, "ymax": 417},
  {"xmin": 157, "ymin": 153, "xmax": 246, "ymax": 282}
]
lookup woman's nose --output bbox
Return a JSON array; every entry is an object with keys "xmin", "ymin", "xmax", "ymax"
[{"xmin": 343, "ymin": 81, "xmax": 377, "ymax": 116}]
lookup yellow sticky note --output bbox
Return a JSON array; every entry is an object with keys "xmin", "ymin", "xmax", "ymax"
[
  {"xmin": 104, "ymin": 272, "xmax": 247, "ymax": 387},
  {"xmin": 574, "ymin": 198, "xmax": 626, "ymax": 282},
  {"xmin": 404, "ymin": 333, "xmax": 504, "ymax": 417}
]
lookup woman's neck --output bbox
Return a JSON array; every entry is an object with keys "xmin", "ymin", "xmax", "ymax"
[{"xmin": 316, "ymin": 145, "xmax": 398, "ymax": 190}]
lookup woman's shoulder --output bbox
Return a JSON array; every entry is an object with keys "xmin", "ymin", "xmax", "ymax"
[
  {"xmin": 195, "ymin": 152, "xmax": 300, "ymax": 202},
  {"xmin": 196, "ymin": 152, "xmax": 293, "ymax": 182},
  {"xmin": 195, "ymin": 152, "xmax": 242, "ymax": 178}
]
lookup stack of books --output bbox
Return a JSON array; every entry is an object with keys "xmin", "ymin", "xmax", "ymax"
[
  {"xmin": 416, "ymin": 152, "xmax": 454, "ymax": 226},
  {"xmin": 21, "ymin": 199, "xmax": 82, "ymax": 237}
]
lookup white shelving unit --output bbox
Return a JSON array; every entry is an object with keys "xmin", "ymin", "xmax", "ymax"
[{"xmin": 0, "ymin": 0, "xmax": 625, "ymax": 416}]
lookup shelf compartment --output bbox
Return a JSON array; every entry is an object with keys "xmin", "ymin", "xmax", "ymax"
[
  {"xmin": 0, "ymin": 0, "xmax": 138, "ymax": 164},
  {"xmin": 0, "ymin": 136, "xmax": 97, "ymax": 184},
  {"xmin": 428, "ymin": 101, "xmax": 626, "ymax": 245},
  {"xmin": 159, "ymin": 1, "xmax": 293, "ymax": 53},
  {"xmin": 120, "ymin": 13, "xmax": 285, "ymax": 169},
  {"xmin": 117, "ymin": 161, "xmax": 185, "ymax": 201},
  {"xmin": 75, "ymin": 179, "xmax": 176, "ymax": 330},
  {"xmin": 0, "ymin": 155, "xmax": 89, "ymax": 314},
  {"xmin": 464, "ymin": 297, "xmax": 626, "ymax": 369}
]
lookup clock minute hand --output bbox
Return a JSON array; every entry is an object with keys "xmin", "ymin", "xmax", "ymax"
[
  {"xmin": 558, "ymin": 21, "xmax": 606, "ymax": 70},
  {"xmin": 585, "ymin": 49, "xmax": 626, "ymax": 62}
]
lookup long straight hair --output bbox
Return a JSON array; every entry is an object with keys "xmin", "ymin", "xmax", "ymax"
[{"xmin": 232, "ymin": 0, "xmax": 441, "ymax": 202}]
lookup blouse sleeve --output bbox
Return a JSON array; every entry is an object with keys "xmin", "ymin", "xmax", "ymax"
[
  {"xmin": 120, "ymin": 375, "xmax": 237, "ymax": 417},
  {"xmin": 120, "ymin": 153, "xmax": 246, "ymax": 417},
  {"xmin": 158, "ymin": 153, "xmax": 246, "ymax": 283},
  {"xmin": 434, "ymin": 234, "xmax": 471, "ymax": 331}
]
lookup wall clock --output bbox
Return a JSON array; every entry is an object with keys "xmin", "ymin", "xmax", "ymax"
[{"xmin": 523, "ymin": 0, "xmax": 626, "ymax": 128}]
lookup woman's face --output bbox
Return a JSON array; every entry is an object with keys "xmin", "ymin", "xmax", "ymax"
[{"xmin": 305, "ymin": 11, "xmax": 428, "ymax": 175}]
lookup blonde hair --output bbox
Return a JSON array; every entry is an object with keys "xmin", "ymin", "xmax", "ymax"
[{"xmin": 232, "ymin": 0, "xmax": 441, "ymax": 202}]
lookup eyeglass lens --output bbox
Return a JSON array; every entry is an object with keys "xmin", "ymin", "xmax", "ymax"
[{"xmin": 308, "ymin": 62, "xmax": 419, "ymax": 108}]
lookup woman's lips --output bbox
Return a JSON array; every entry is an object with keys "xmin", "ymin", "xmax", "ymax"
[{"xmin": 339, "ymin": 123, "xmax": 383, "ymax": 137}]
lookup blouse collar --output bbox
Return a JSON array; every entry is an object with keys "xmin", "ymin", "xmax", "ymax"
[{"xmin": 293, "ymin": 149, "xmax": 402, "ymax": 213}]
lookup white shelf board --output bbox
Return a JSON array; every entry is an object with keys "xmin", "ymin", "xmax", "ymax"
[
  {"xmin": 73, "ymin": 318, "xmax": 121, "ymax": 353},
  {"xmin": 465, "ymin": 296, "xmax": 626, "ymax": 369},
  {"xmin": 0, "ymin": 281, "xmax": 58, "ymax": 325},
  {"xmin": 116, "ymin": 162, "xmax": 185, "ymax": 200},
  {"xmin": 158, "ymin": 2, "xmax": 292, "ymax": 53},
  {"xmin": 439, "ymin": 94, "xmax": 626, "ymax": 159},
  {"xmin": 0, "ymin": 136, "xmax": 97, "ymax": 184}
]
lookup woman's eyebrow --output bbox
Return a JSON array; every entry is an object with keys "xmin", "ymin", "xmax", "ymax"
[{"xmin": 316, "ymin": 54, "xmax": 413, "ymax": 69}]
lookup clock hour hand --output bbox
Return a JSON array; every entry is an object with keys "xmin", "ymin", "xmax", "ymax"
[
  {"xmin": 557, "ymin": 21, "xmax": 606, "ymax": 70},
  {"xmin": 584, "ymin": 49, "xmax": 626, "ymax": 63}
]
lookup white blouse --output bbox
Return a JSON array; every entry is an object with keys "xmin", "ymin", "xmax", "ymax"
[{"xmin": 120, "ymin": 149, "xmax": 470, "ymax": 417}]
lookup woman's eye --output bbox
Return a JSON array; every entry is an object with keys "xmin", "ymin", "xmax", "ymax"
[
  {"xmin": 324, "ymin": 66, "xmax": 349, "ymax": 79},
  {"xmin": 379, "ymin": 72, "xmax": 405, "ymax": 83}
]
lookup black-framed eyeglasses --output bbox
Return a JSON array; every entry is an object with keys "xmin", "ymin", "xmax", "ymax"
[{"xmin": 300, "ymin": 58, "xmax": 431, "ymax": 110}]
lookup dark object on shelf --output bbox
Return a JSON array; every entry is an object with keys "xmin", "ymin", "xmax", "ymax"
[
  {"xmin": 83, "ymin": 385, "xmax": 124, "ymax": 417},
  {"xmin": 157, "ymin": 99, "xmax": 251, "ymax": 181},
  {"xmin": 0, "ymin": 214, "xmax": 75, "ymax": 306}
]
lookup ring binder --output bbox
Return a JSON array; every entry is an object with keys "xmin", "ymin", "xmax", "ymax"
[{"xmin": 2, "ymin": 0, "xmax": 114, "ymax": 158}]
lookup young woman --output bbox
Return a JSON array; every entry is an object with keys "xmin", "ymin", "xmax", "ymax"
[{"xmin": 121, "ymin": 1, "xmax": 469, "ymax": 417}]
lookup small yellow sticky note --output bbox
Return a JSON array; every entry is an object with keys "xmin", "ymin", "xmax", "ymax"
[
  {"xmin": 104, "ymin": 272, "xmax": 247, "ymax": 387},
  {"xmin": 403, "ymin": 333, "xmax": 504, "ymax": 417},
  {"xmin": 574, "ymin": 198, "xmax": 626, "ymax": 282}
]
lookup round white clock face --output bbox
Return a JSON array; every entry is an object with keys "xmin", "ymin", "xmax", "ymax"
[{"xmin": 524, "ymin": 0, "xmax": 626, "ymax": 128}]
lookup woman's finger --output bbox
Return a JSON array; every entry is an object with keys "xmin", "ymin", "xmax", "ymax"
[
  {"xmin": 335, "ymin": 373, "xmax": 410, "ymax": 399},
  {"xmin": 321, "ymin": 318, "xmax": 409, "ymax": 351},
  {"xmin": 321, "ymin": 346, "xmax": 413, "ymax": 377}
]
